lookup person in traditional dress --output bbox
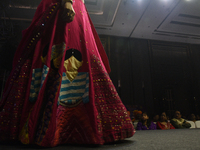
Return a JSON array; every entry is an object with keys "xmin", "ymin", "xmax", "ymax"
[
  {"xmin": 0, "ymin": 0, "xmax": 135, "ymax": 147},
  {"xmin": 157, "ymin": 112, "xmax": 175, "ymax": 130},
  {"xmin": 171, "ymin": 111, "xmax": 191, "ymax": 129},
  {"xmin": 136, "ymin": 112, "xmax": 156, "ymax": 130}
]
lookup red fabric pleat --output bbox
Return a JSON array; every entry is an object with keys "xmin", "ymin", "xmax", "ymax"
[{"xmin": 0, "ymin": 0, "xmax": 134, "ymax": 147}]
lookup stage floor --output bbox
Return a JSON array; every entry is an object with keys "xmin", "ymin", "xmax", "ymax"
[{"xmin": 1, "ymin": 129, "xmax": 200, "ymax": 150}]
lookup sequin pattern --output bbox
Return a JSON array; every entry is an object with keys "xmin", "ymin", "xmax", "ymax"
[
  {"xmin": 0, "ymin": 2, "xmax": 60, "ymax": 142},
  {"xmin": 35, "ymin": 70, "xmax": 61, "ymax": 145},
  {"xmin": 0, "ymin": 3, "xmax": 60, "ymax": 106},
  {"xmin": 90, "ymin": 54, "xmax": 134, "ymax": 142},
  {"xmin": 0, "ymin": 60, "xmax": 32, "ymax": 140}
]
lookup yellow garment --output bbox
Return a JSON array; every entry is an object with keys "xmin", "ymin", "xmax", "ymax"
[
  {"xmin": 172, "ymin": 118, "xmax": 185, "ymax": 125},
  {"xmin": 19, "ymin": 113, "xmax": 31, "ymax": 144},
  {"xmin": 41, "ymin": 56, "xmax": 47, "ymax": 64},
  {"xmin": 64, "ymin": 55, "xmax": 83, "ymax": 82}
]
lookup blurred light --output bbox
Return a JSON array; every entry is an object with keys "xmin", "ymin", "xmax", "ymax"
[
  {"xmin": 136, "ymin": 0, "xmax": 142, "ymax": 3},
  {"xmin": 135, "ymin": 0, "xmax": 143, "ymax": 6},
  {"xmin": 160, "ymin": 0, "xmax": 172, "ymax": 2}
]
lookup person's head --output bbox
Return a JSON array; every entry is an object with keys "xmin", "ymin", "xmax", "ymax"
[
  {"xmin": 142, "ymin": 112, "xmax": 149, "ymax": 121},
  {"xmin": 160, "ymin": 112, "xmax": 167, "ymax": 122},
  {"xmin": 190, "ymin": 114, "xmax": 196, "ymax": 121},
  {"xmin": 136, "ymin": 113, "xmax": 142, "ymax": 121},
  {"xmin": 136, "ymin": 111, "xmax": 142, "ymax": 120},
  {"xmin": 197, "ymin": 115, "xmax": 200, "ymax": 120},
  {"xmin": 141, "ymin": 112, "xmax": 151, "ymax": 127},
  {"xmin": 174, "ymin": 111, "xmax": 181, "ymax": 119},
  {"xmin": 153, "ymin": 115, "xmax": 159, "ymax": 122}
]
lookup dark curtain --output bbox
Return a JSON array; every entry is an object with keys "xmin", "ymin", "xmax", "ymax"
[{"xmin": 100, "ymin": 35, "xmax": 200, "ymax": 118}]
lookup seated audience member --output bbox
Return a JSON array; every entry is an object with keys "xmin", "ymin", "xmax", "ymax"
[
  {"xmin": 132, "ymin": 111, "xmax": 142, "ymax": 128},
  {"xmin": 171, "ymin": 111, "xmax": 191, "ymax": 129},
  {"xmin": 196, "ymin": 115, "xmax": 200, "ymax": 120},
  {"xmin": 136, "ymin": 111, "xmax": 142, "ymax": 121},
  {"xmin": 190, "ymin": 114, "xmax": 196, "ymax": 122},
  {"xmin": 157, "ymin": 112, "xmax": 175, "ymax": 130},
  {"xmin": 153, "ymin": 114, "xmax": 159, "ymax": 123},
  {"xmin": 137, "ymin": 112, "xmax": 157, "ymax": 130},
  {"xmin": 132, "ymin": 110, "xmax": 142, "ymax": 123}
]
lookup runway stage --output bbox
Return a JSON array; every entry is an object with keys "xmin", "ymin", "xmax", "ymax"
[{"xmin": 1, "ymin": 129, "xmax": 200, "ymax": 150}]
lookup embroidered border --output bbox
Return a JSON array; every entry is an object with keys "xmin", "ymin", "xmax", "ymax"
[
  {"xmin": 90, "ymin": 54, "xmax": 134, "ymax": 142},
  {"xmin": 1, "ymin": 3, "xmax": 60, "ymax": 103},
  {"xmin": 35, "ymin": 70, "xmax": 61, "ymax": 145}
]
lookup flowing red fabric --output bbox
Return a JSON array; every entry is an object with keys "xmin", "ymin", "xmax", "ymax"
[{"xmin": 0, "ymin": 0, "xmax": 134, "ymax": 147}]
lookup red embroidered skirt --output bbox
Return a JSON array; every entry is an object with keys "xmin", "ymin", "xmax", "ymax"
[{"xmin": 0, "ymin": 0, "xmax": 135, "ymax": 147}]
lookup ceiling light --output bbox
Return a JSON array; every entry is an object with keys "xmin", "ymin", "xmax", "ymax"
[{"xmin": 160, "ymin": 0, "xmax": 172, "ymax": 2}]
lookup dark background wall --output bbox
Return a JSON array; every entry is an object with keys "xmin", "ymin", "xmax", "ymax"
[{"xmin": 100, "ymin": 35, "xmax": 200, "ymax": 118}]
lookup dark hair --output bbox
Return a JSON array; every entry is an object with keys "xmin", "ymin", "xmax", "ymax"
[
  {"xmin": 174, "ymin": 110, "xmax": 181, "ymax": 114},
  {"xmin": 65, "ymin": 49, "xmax": 82, "ymax": 61},
  {"xmin": 160, "ymin": 112, "xmax": 167, "ymax": 116},
  {"xmin": 141, "ymin": 112, "xmax": 151, "ymax": 127},
  {"xmin": 42, "ymin": 45, "xmax": 83, "ymax": 70},
  {"xmin": 159, "ymin": 112, "xmax": 167, "ymax": 122}
]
